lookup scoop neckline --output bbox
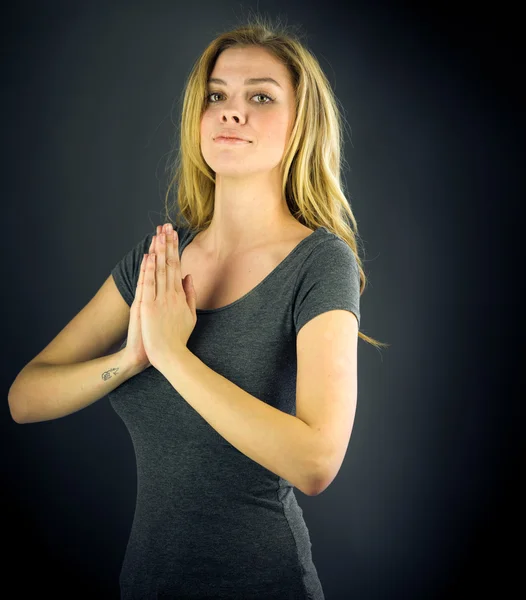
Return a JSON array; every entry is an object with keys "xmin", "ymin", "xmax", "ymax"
[{"xmin": 179, "ymin": 225, "xmax": 328, "ymax": 314}]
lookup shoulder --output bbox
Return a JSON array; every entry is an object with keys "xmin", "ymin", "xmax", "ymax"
[{"xmin": 304, "ymin": 231, "xmax": 358, "ymax": 271}]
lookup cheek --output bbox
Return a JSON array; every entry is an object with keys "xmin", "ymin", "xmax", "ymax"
[
  {"xmin": 200, "ymin": 115, "xmax": 208, "ymax": 136},
  {"xmin": 200, "ymin": 110, "xmax": 213, "ymax": 131},
  {"xmin": 263, "ymin": 115, "xmax": 291, "ymax": 143}
]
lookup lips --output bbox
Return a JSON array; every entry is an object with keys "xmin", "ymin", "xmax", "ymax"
[
  {"xmin": 216, "ymin": 136, "xmax": 248, "ymax": 142},
  {"xmin": 214, "ymin": 132, "xmax": 251, "ymax": 142}
]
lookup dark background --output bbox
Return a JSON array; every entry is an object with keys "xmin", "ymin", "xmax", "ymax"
[{"xmin": 2, "ymin": 1, "xmax": 524, "ymax": 598}]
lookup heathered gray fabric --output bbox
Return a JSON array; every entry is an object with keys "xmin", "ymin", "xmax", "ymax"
[{"xmin": 107, "ymin": 224, "xmax": 360, "ymax": 599}]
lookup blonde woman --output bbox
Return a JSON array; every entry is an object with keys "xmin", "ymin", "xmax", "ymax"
[{"xmin": 9, "ymin": 14, "xmax": 386, "ymax": 600}]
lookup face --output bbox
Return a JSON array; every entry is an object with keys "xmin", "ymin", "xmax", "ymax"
[{"xmin": 200, "ymin": 46, "xmax": 296, "ymax": 177}]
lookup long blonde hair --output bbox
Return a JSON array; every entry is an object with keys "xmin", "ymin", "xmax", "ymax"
[{"xmin": 163, "ymin": 14, "xmax": 388, "ymax": 350}]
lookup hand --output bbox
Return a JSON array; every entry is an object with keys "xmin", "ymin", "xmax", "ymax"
[
  {"xmin": 140, "ymin": 223, "xmax": 197, "ymax": 370},
  {"xmin": 122, "ymin": 234, "xmax": 157, "ymax": 372}
]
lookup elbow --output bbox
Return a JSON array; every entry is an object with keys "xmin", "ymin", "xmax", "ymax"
[
  {"xmin": 306, "ymin": 468, "xmax": 326, "ymax": 496},
  {"xmin": 8, "ymin": 386, "xmax": 28, "ymax": 424},
  {"xmin": 9, "ymin": 408, "xmax": 26, "ymax": 425},
  {"xmin": 308, "ymin": 449, "xmax": 340, "ymax": 496},
  {"xmin": 302, "ymin": 457, "xmax": 330, "ymax": 497},
  {"xmin": 308, "ymin": 472, "xmax": 333, "ymax": 496}
]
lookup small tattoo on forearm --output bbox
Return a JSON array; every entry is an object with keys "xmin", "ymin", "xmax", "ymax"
[{"xmin": 101, "ymin": 367, "xmax": 120, "ymax": 381}]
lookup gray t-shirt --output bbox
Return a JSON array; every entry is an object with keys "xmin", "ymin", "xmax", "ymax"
[{"xmin": 108, "ymin": 224, "xmax": 360, "ymax": 599}]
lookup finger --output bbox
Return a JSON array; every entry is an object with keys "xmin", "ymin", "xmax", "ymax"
[
  {"xmin": 148, "ymin": 233, "xmax": 156, "ymax": 263},
  {"xmin": 142, "ymin": 233, "xmax": 157, "ymax": 303},
  {"xmin": 165, "ymin": 228, "xmax": 175, "ymax": 292},
  {"xmin": 156, "ymin": 232, "xmax": 166, "ymax": 298},
  {"xmin": 144, "ymin": 247, "xmax": 156, "ymax": 301},
  {"xmin": 185, "ymin": 274, "xmax": 197, "ymax": 316},
  {"xmin": 172, "ymin": 229, "xmax": 184, "ymax": 293},
  {"xmin": 153, "ymin": 226, "xmax": 161, "ymax": 258},
  {"xmin": 136, "ymin": 254, "xmax": 147, "ymax": 304}
]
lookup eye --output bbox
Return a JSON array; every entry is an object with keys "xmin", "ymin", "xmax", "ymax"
[{"xmin": 205, "ymin": 91, "xmax": 275, "ymax": 104}]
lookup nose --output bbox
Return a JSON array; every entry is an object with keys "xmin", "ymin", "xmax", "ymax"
[
  {"xmin": 219, "ymin": 100, "xmax": 244, "ymax": 123},
  {"xmin": 221, "ymin": 112, "xmax": 241, "ymax": 123}
]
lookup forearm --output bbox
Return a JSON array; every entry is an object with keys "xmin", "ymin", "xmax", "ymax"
[
  {"xmin": 8, "ymin": 348, "xmax": 143, "ymax": 424},
  {"xmin": 157, "ymin": 349, "xmax": 322, "ymax": 496}
]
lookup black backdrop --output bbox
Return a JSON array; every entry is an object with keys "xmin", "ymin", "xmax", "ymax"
[{"xmin": 2, "ymin": 1, "xmax": 524, "ymax": 598}]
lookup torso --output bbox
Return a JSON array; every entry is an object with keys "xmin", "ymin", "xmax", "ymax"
[{"xmin": 180, "ymin": 223, "xmax": 316, "ymax": 310}]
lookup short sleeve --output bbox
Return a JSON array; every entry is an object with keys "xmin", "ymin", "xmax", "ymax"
[
  {"xmin": 111, "ymin": 231, "xmax": 155, "ymax": 307},
  {"xmin": 293, "ymin": 237, "xmax": 361, "ymax": 335}
]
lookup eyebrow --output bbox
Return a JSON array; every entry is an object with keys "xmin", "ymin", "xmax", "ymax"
[{"xmin": 207, "ymin": 77, "xmax": 282, "ymax": 89}]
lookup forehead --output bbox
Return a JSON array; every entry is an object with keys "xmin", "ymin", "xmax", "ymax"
[{"xmin": 210, "ymin": 46, "xmax": 291, "ymax": 87}]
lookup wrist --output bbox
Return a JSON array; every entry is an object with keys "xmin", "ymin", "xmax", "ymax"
[{"xmin": 118, "ymin": 348, "xmax": 150, "ymax": 377}]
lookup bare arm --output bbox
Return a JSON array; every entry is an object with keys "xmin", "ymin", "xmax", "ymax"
[{"xmin": 8, "ymin": 348, "xmax": 145, "ymax": 424}]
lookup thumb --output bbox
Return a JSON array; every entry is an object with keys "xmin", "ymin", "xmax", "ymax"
[{"xmin": 184, "ymin": 274, "xmax": 197, "ymax": 315}]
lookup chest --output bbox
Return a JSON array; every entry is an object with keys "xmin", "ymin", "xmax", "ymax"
[{"xmin": 179, "ymin": 230, "xmax": 313, "ymax": 311}]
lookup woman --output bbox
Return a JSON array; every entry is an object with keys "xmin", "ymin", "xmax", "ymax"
[{"xmin": 109, "ymin": 14, "xmax": 387, "ymax": 598}]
